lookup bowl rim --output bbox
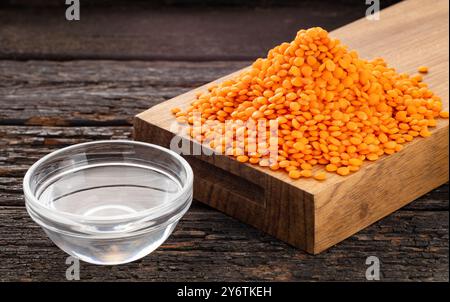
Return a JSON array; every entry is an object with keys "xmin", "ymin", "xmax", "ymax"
[{"xmin": 23, "ymin": 139, "xmax": 194, "ymax": 223}]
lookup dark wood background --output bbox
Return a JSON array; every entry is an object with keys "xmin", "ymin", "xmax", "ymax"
[{"xmin": 0, "ymin": 0, "xmax": 448, "ymax": 281}]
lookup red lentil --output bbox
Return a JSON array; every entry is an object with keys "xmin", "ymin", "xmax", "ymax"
[{"xmin": 171, "ymin": 27, "xmax": 448, "ymax": 180}]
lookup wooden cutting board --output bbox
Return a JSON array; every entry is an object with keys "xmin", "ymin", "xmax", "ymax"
[{"xmin": 134, "ymin": 0, "xmax": 449, "ymax": 253}]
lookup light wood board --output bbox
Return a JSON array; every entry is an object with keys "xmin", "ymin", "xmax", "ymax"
[{"xmin": 135, "ymin": 0, "xmax": 449, "ymax": 253}]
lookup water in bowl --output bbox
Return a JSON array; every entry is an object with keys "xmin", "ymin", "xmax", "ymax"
[{"xmin": 37, "ymin": 163, "xmax": 182, "ymax": 219}]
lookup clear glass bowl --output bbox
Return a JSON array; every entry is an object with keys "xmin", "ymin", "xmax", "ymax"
[{"xmin": 23, "ymin": 140, "xmax": 193, "ymax": 265}]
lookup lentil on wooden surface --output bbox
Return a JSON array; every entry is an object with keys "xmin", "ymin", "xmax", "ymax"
[{"xmin": 172, "ymin": 27, "xmax": 449, "ymax": 180}]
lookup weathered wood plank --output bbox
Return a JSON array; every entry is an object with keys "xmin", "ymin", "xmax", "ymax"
[
  {"xmin": 0, "ymin": 3, "xmax": 394, "ymax": 60},
  {"xmin": 0, "ymin": 122, "xmax": 447, "ymax": 281},
  {"xmin": 0, "ymin": 0, "xmax": 402, "ymax": 8},
  {"xmin": 0, "ymin": 125, "xmax": 132, "ymax": 205},
  {"xmin": 0, "ymin": 60, "xmax": 246, "ymax": 86},
  {"xmin": 1, "ymin": 125, "xmax": 447, "ymax": 210},
  {"xmin": 0, "ymin": 61, "xmax": 248, "ymax": 125},
  {"xmin": 0, "ymin": 0, "xmax": 446, "ymax": 280},
  {"xmin": 0, "ymin": 206, "xmax": 447, "ymax": 281}
]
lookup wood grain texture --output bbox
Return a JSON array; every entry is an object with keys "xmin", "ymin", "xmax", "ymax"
[
  {"xmin": 0, "ymin": 0, "xmax": 402, "ymax": 8},
  {"xmin": 314, "ymin": 126, "xmax": 448, "ymax": 252},
  {"xmin": 0, "ymin": 206, "xmax": 447, "ymax": 281},
  {"xmin": 1, "ymin": 125, "xmax": 447, "ymax": 211},
  {"xmin": 0, "ymin": 60, "xmax": 247, "ymax": 126},
  {"xmin": 0, "ymin": 0, "xmax": 447, "ymax": 280},
  {"xmin": 0, "ymin": 3, "xmax": 375, "ymax": 60},
  {"xmin": 0, "ymin": 125, "xmax": 447, "ymax": 281},
  {"xmin": 135, "ymin": 0, "xmax": 450, "ymax": 253}
]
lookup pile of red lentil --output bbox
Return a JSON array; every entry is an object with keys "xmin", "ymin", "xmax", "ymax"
[{"xmin": 171, "ymin": 27, "xmax": 448, "ymax": 181}]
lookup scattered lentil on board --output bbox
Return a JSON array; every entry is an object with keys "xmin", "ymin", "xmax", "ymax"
[
  {"xmin": 171, "ymin": 27, "xmax": 449, "ymax": 180},
  {"xmin": 418, "ymin": 66, "xmax": 429, "ymax": 74}
]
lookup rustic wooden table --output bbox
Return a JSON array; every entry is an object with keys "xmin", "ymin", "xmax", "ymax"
[{"xmin": 0, "ymin": 1, "xmax": 448, "ymax": 281}]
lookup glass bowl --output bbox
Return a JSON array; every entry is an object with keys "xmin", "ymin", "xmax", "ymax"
[{"xmin": 23, "ymin": 140, "xmax": 193, "ymax": 265}]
